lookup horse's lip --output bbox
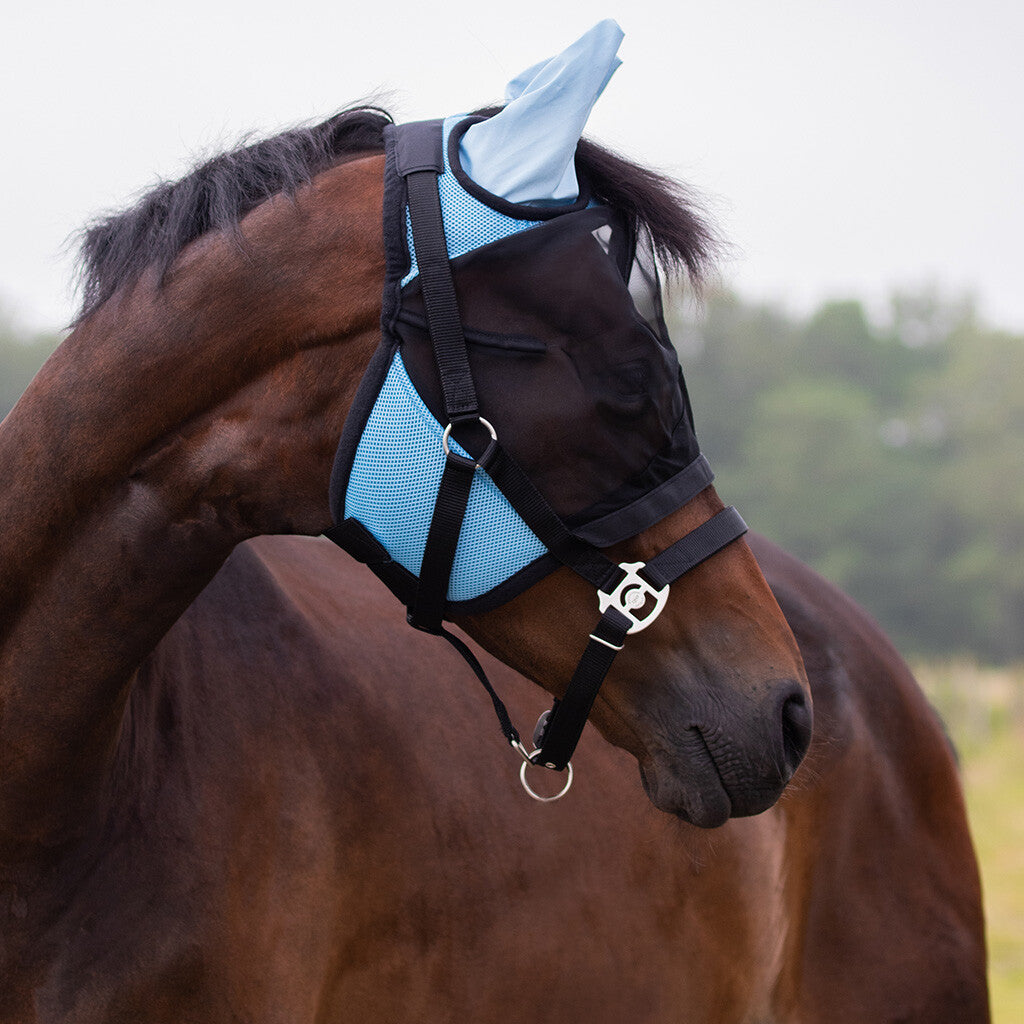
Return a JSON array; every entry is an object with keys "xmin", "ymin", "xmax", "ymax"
[{"xmin": 638, "ymin": 727, "xmax": 732, "ymax": 828}]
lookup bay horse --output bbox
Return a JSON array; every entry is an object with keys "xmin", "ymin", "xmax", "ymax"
[{"xmin": 0, "ymin": 108, "xmax": 987, "ymax": 1022}]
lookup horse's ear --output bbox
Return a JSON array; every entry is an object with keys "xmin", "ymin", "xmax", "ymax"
[{"xmin": 458, "ymin": 19, "xmax": 623, "ymax": 205}]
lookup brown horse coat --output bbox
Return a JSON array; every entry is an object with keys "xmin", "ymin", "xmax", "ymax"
[
  {"xmin": 1, "ymin": 537, "xmax": 987, "ymax": 1022},
  {"xmin": 0, "ymin": 148, "xmax": 988, "ymax": 1022}
]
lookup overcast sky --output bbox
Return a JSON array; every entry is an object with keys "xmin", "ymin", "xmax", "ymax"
[{"xmin": 2, "ymin": 1, "xmax": 1021, "ymax": 334}]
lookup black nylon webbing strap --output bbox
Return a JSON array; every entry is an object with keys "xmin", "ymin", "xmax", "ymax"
[
  {"xmin": 408, "ymin": 452, "xmax": 477, "ymax": 633},
  {"xmin": 486, "ymin": 445, "xmax": 622, "ymax": 592},
  {"xmin": 527, "ymin": 509, "xmax": 747, "ymax": 772},
  {"xmin": 642, "ymin": 506, "xmax": 748, "ymax": 591},
  {"xmin": 532, "ymin": 606, "xmax": 631, "ymax": 771},
  {"xmin": 405, "ymin": 170, "xmax": 479, "ymax": 421},
  {"xmin": 400, "ymin": 123, "xmax": 482, "ymax": 631}
]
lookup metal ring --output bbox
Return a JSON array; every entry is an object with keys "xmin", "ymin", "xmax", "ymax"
[
  {"xmin": 519, "ymin": 759, "xmax": 574, "ymax": 802},
  {"xmin": 442, "ymin": 416, "xmax": 497, "ymax": 457}
]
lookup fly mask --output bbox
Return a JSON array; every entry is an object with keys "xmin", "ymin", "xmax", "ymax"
[{"xmin": 325, "ymin": 116, "xmax": 746, "ymax": 797}]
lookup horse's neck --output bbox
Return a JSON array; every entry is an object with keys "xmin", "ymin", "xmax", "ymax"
[{"xmin": 0, "ymin": 156, "xmax": 385, "ymax": 854}]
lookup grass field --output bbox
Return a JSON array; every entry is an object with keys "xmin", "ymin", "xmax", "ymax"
[{"xmin": 915, "ymin": 661, "xmax": 1024, "ymax": 1022}]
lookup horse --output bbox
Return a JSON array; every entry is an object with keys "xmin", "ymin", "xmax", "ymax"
[{"xmin": 0, "ymin": 107, "xmax": 988, "ymax": 1022}]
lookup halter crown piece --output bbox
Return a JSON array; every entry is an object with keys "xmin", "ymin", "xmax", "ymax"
[{"xmin": 326, "ymin": 21, "xmax": 747, "ymax": 800}]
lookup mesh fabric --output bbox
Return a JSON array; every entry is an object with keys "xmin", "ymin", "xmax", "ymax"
[
  {"xmin": 345, "ymin": 352, "xmax": 547, "ymax": 601},
  {"xmin": 402, "ymin": 116, "xmax": 543, "ymax": 286}
]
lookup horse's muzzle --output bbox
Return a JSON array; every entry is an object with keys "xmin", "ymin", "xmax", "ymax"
[{"xmin": 639, "ymin": 679, "xmax": 813, "ymax": 828}]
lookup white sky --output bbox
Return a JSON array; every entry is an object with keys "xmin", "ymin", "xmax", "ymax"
[{"xmin": 2, "ymin": 1, "xmax": 1022, "ymax": 333}]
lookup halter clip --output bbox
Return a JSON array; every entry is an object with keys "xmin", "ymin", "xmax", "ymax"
[{"xmin": 598, "ymin": 562, "xmax": 669, "ymax": 634}]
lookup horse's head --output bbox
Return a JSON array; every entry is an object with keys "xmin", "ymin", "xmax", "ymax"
[{"xmin": 314, "ymin": 98, "xmax": 811, "ymax": 825}]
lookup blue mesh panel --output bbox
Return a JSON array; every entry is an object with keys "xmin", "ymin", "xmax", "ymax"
[
  {"xmin": 402, "ymin": 116, "xmax": 543, "ymax": 285},
  {"xmin": 345, "ymin": 352, "xmax": 548, "ymax": 601}
]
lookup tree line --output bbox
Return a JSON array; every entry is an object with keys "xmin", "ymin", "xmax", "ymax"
[
  {"xmin": 2, "ymin": 290, "xmax": 1021, "ymax": 663},
  {"xmin": 670, "ymin": 289, "xmax": 1023, "ymax": 664},
  {"xmin": 0, "ymin": 313, "xmax": 59, "ymax": 420}
]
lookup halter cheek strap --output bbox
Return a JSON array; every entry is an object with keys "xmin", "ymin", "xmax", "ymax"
[{"xmin": 337, "ymin": 121, "xmax": 748, "ymax": 799}]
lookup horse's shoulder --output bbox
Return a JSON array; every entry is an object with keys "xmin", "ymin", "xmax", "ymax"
[
  {"xmin": 748, "ymin": 533, "xmax": 926, "ymax": 719},
  {"xmin": 749, "ymin": 530, "xmax": 962, "ymax": 819},
  {"xmin": 748, "ymin": 534, "xmax": 987, "ymax": 1018},
  {"xmin": 140, "ymin": 534, "xmax": 462, "ymax": 739}
]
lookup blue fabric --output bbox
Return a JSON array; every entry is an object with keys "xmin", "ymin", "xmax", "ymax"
[
  {"xmin": 402, "ymin": 116, "xmax": 545, "ymax": 286},
  {"xmin": 345, "ymin": 352, "xmax": 547, "ymax": 601},
  {"xmin": 458, "ymin": 19, "xmax": 623, "ymax": 205}
]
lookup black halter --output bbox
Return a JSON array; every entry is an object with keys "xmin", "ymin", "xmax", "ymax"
[{"xmin": 327, "ymin": 120, "xmax": 747, "ymax": 798}]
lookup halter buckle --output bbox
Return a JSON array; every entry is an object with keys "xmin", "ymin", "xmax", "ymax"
[{"xmin": 598, "ymin": 562, "xmax": 669, "ymax": 634}]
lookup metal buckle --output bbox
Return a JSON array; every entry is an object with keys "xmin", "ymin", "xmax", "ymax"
[
  {"xmin": 598, "ymin": 561, "xmax": 669, "ymax": 634},
  {"xmin": 588, "ymin": 631, "xmax": 624, "ymax": 651}
]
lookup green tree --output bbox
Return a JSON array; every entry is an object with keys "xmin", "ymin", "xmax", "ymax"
[
  {"xmin": 0, "ymin": 309, "xmax": 61, "ymax": 420},
  {"xmin": 674, "ymin": 288, "xmax": 1024, "ymax": 663},
  {"xmin": 929, "ymin": 323, "xmax": 1024, "ymax": 661}
]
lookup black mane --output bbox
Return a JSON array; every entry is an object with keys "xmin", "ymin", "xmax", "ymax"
[
  {"xmin": 74, "ymin": 107, "xmax": 393, "ymax": 323},
  {"xmin": 74, "ymin": 105, "xmax": 718, "ymax": 323}
]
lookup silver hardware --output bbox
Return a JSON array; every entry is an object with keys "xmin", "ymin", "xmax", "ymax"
[
  {"xmin": 519, "ymin": 757, "xmax": 574, "ymax": 802},
  {"xmin": 510, "ymin": 738, "xmax": 534, "ymax": 763},
  {"xmin": 588, "ymin": 632, "xmax": 624, "ymax": 652},
  {"xmin": 598, "ymin": 561, "xmax": 669, "ymax": 634},
  {"xmin": 442, "ymin": 416, "xmax": 497, "ymax": 458}
]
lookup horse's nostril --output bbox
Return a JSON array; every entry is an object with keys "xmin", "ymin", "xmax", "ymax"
[{"xmin": 780, "ymin": 689, "xmax": 812, "ymax": 775}]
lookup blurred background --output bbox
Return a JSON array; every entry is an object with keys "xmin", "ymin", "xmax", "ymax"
[{"xmin": 2, "ymin": 2, "xmax": 1021, "ymax": 1015}]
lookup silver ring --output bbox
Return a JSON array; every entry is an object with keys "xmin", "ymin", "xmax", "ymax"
[
  {"xmin": 519, "ymin": 759, "xmax": 573, "ymax": 802},
  {"xmin": 442, "ymin": 416, "xmax": 497, "ymax": 457}
]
